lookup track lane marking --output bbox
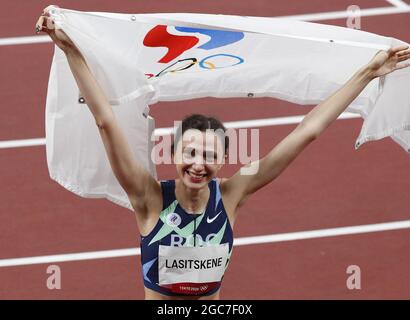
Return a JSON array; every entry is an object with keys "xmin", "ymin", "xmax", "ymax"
[
  {"xmin": 0, "ymin": 112, "xmax": 360, "ymax": 149},
  {"xmin": 0, "ymin": 138, "xmax": 46, "ymax": 149},
  {"xmin": 1, "ymin": 6, "xmax": 410, "ymax": 46},
  {"xmin": 1, "ymin": 219, "xmax": 409, "ymax": 267},
  {"xmin": 384, "ymin": 0, "xmax": 409, "ymax": 9}
]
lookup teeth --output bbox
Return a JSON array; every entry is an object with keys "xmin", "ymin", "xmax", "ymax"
[{"xmin": 186, "ymin": 170, "xmax": 206, "ymax": 178}]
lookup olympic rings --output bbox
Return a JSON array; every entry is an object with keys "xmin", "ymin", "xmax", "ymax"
[
  {"xmin": 199, "ymin": 54, "xmax": 244, "ymax": 69},
  {"xmin": 148, "ymin": 54, "xmax": 244, "ymax": 79}
]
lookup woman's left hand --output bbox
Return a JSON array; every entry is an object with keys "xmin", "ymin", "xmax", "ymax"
[{"xmin": 368, "ymin": 45, "xmax": 410, "ymax": 78}]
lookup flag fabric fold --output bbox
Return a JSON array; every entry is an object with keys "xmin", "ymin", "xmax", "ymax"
[{"xmin": 45, "ymin": 7, "xmax": 410, "ymax": 211}]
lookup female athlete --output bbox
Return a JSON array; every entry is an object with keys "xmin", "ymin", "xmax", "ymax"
[{"xmin": 36, "ymin": 5, "xmax": 410, "ymax": 300}]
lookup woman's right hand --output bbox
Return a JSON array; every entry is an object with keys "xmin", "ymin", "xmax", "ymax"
[{"xmin": 35, "ymin": 5, "xmax": 76, "ymax": 53}]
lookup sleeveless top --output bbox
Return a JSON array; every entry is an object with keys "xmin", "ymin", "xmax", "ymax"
[{"xmin": 140, "ymin": 178, "xmax": 234, "ymax": 296}]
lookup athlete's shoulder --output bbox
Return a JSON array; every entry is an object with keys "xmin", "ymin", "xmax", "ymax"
[{"xmin": 217, "ymin": 177, "xmax": 231, "ymax": 192}]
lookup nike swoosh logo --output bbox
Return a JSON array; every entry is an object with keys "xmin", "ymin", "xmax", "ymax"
[{"xmin": 207, "ymin": 211, "xmax": 222, "ymax": 223}]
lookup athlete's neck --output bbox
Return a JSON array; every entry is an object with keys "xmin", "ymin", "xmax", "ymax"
[{"xmin": 175, "ymin": 180, "xmax": 210, "ymax": 214}]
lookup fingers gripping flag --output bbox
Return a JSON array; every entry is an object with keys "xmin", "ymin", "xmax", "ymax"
[{"xmin": 45, "ymin": 8, "xmax": 410, "ymax": 210}]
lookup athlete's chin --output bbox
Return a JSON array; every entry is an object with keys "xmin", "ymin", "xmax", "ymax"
[{"xmin": 183, "ymin": 178, "xmax": 209, "ymax": 189}]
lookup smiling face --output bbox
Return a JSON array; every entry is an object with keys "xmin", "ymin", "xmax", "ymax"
[{"xmin": 173, "ymin": 129, "xmax": 226, "ymax": 189}]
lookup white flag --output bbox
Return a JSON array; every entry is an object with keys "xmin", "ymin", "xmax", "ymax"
[{"xmin": 45, "ymin": 8, "xmax": 410, "ymax": 210}]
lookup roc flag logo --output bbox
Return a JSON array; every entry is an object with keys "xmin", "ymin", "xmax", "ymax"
[
  {"xmin": 166, "ymin": 212, "xmax": 182, "ymax": 227},
  {"xmin": 143, "ymin": 25, "xmax": 245, "ymax": 78}
]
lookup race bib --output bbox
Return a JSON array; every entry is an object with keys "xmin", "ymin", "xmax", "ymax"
[{"xmin": 158, "ymin": 243, "xmax": 229, "ymax": 293}]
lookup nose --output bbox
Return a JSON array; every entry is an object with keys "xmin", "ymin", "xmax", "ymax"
[{"xmin": 191, "ymin": 158, "xmax": 205, "ymax": 171}]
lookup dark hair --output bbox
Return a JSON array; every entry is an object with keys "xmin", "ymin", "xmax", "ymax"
[{"xmin": 171, "ymin": 114, "xmax": 229, "ymax": 155}]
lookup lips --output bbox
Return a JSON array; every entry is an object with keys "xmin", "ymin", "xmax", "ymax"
[{"xmin": 185, "ymin": 169, "xmax": 207, "ymax": 183}]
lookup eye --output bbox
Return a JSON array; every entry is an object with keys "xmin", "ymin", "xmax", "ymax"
[{"xmin": 183, "ymin": 147, "xmax": 195, "ymax": 158}]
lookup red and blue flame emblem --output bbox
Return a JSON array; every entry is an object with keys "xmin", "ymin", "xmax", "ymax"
[{"xmin": 143, "ymin": 25, "xmax": 245, "ymax": 78}]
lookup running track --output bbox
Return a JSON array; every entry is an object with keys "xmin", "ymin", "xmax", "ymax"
[{"xmin": 0, "ymin": 0, "xmax": 409, "ymax": 299}]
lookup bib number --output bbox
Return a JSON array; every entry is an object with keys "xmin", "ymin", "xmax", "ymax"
[{"xmin": 158, "ymin": 243, "xmax": 229, "ymax": 294}]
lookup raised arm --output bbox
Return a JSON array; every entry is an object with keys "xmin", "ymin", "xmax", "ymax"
[
  {"xmin": 36, "ymin": 7, "xmax": 161, "ymax": 214},
  {"xmin": 225, "ymin": 45, "xmax": 410, "ymax": 209}
]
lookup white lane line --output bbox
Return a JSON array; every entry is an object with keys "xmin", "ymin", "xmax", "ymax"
[
  {"xmin": 384, "ymin": 0, "xmax": 409, "ymax": 9},
  {"xmin": 1, "ymin": 6, "xmax": 410, "ymax": 47},
  {"xmin": 1, "ymin": 219, "xmax": 409, "ymax": 267},
  {"xmin": 151, "ymin": 112, "xmax": 358, "ymax": 136},
  {"xmin": 156, "ymin": 111, "xmax": 359, "ymax": 136},
  {"xmin": 0, "ymin": 35, "xmax": 50, "ymax": 46},
  {"xmin": 0, "ymin": 138, "xmax": 45, "ymax": 149},
  {"xmin": 283, "ymin": 5, "xmax": 410, "ymax": 21},
  {"xmin": 0, "ymin": 248, "xmax": 140, "ymax": 268},
  {"xmin": 233, "ymin": 219, "xmax": 410, "ymax": 246},
  {"xmin": 0, "ymin": 112, "xmax": 360, "ymax": 149}
]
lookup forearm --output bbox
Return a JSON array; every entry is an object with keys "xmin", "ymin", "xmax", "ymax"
[
  {"xmin": 65, "ymin": 47, "xmax": 113, "ymax": 126},
  {"xmin": 239, "ymin": 67, "xmax": 375, "ymax": 196},
  {"xmin": 300, "ymin": 65, "xmax": 375, "ymax": 137},
  {"xmin": 64, "ymin": 48, "xmax": 151, "ymax": 198}
]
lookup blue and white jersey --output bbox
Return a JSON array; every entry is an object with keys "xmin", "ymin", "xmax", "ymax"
[{"xmin": 140, "ymin": 178, "xmax": 234, "ymax": 296}]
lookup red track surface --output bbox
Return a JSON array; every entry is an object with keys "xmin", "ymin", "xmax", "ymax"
[{"xmin": 0, "ymin": 1, "xmax": 409, "ymax": 299}]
